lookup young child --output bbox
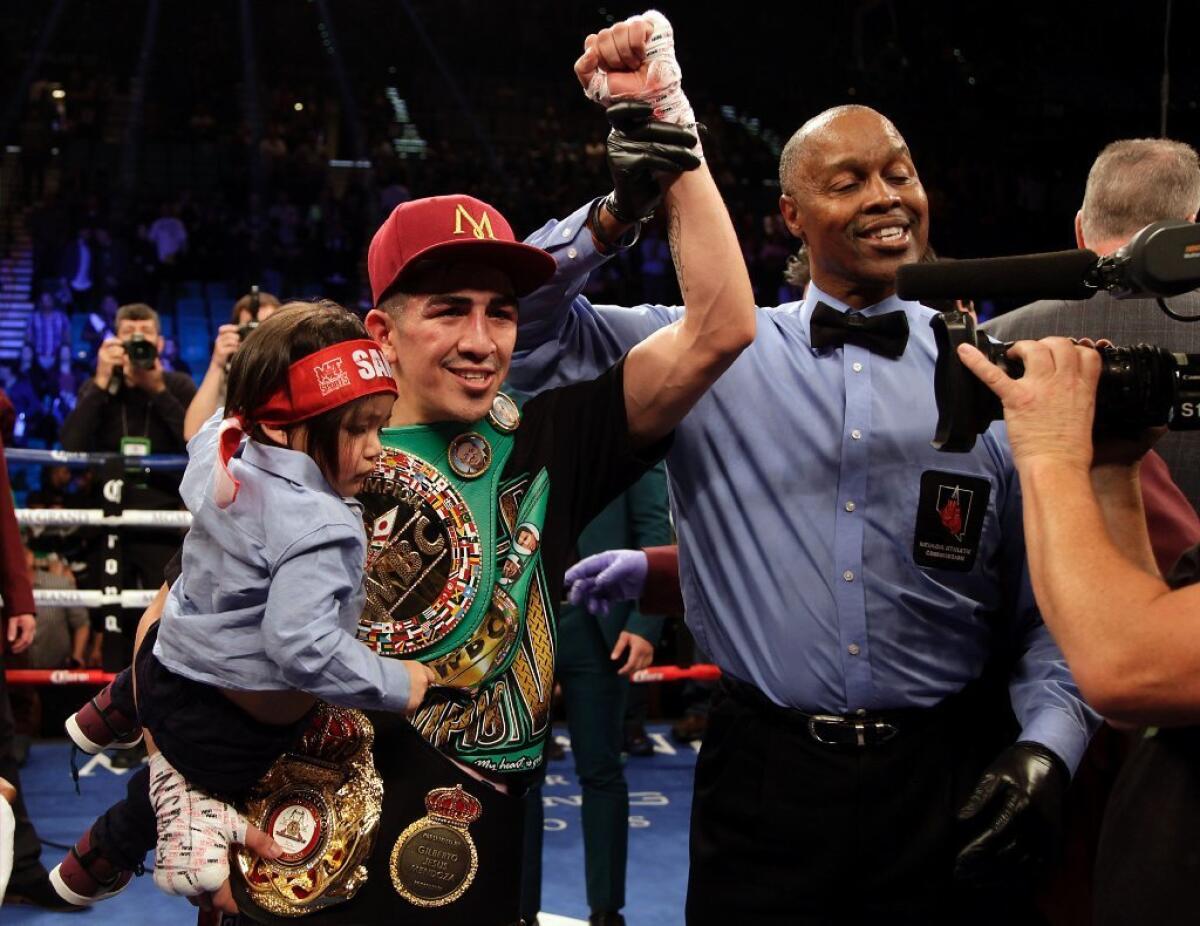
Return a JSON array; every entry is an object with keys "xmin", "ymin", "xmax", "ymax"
[{"xmin": 50, "ymin": 301, "xmax": 435, "ymax": 906}]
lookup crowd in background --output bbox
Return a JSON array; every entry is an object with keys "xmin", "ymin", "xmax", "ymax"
[
  {"xmin": 5, "ymin": 0, "xmax": 1195, "ymax": 469},
  {"xmin": 7, "ymin": 91, "xmax": 800, "ymax": 452}
]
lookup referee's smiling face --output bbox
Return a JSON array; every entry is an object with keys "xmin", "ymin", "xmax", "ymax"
[
  {"xmin": 779, "ymin": 107, "xmax": 928, "ymax": 310},
  {"xmin": 366, "ymin": 262, "xmax": 517, "ymax": 427}
]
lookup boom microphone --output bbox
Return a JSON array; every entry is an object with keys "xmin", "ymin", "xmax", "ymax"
[
  {"xmin": 897, "ymin": 221, "xmax": 1200, "ymax": 305},
  {"xmin": 896, "ymin": 249, "xmax": 1100, "ymax": 302}
]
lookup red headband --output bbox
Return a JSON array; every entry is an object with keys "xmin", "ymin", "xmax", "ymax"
[{"xmin": 213, "ymin": 339, "xmax": 398, "ymax": 507}]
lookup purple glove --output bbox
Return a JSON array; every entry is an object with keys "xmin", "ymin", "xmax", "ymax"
[{"xmin": 564, "ymin": 549, "xmax": 649, "ymax": 616}]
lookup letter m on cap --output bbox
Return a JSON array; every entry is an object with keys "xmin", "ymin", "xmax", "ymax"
[{"xmin": 453, "ymin": 204, "xmax": 495, "ymax": 239}]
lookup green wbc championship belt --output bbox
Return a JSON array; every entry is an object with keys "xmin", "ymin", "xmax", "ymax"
[
  {"xmin": 357, "ymin": 415, "xmax": 514, "ymax": 665},
  {"xmin": 356, "ymin": 394, "xmax": 553, "ymax": 772}
]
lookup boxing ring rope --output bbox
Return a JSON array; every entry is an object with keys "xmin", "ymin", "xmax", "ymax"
[
  {"xmin": 4, "ymin": 665, "xmax": 724, "ymax": 687},
  {"xmin": 6, "ymin": 446, "xmax": 724, "ymax": 688},
  {"xmin": 31, "ymin": 587, "xmax": 160, "ymax": 608},
  {"xmin": 17, "ymin": 509, "xmax": 192, "ymax": 529},
  {"xmin": 10, "ymin": 446, "xmax": 189, "ymax": 684},
  {"xmin": 629, "ymin": 664, "xmax": 722, "ymax": 684},
  {"xmin": 6, "ymin": 669, "xmax": 117, "ymax": 686},
  {"xmin": 5, "ymin": 448, "xmax": 188, "ymax": 469}
]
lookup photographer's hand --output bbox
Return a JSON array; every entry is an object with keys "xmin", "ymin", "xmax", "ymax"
[
  {"xmin": 957, "ymin": 337, "xmax": 1099, "ymax": 474},
  {"xmin": 184, "ymin": 325, "xmax": 240, "ymax": 440},
  {"xmin": 1067, "ymin": 337, "xmax": 1166, "ymax": 471},
  {"xmin": 94, "ymin": 337, "xmax": 126, "ymax": 391},
  {"xmin": 211, "ymin": 324, "xmax": 241, "ymax": 373}
]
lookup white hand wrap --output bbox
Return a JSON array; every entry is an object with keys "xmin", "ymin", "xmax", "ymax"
[
  {"xmin": 586, "ymin": 10, "xmax": 700, "ymax": 148},
  {"xmin": 149, "ymin": 752, "xmax": 247, "ymax": 897}
]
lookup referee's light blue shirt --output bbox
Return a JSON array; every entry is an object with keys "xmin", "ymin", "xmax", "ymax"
[
  {"xmin": 510, "ymin": 203, "xmax": 1098, "ymax": 772},
  {"xmin": 154, "ymin": 413, "xmax": 412, "ymax": 712}
]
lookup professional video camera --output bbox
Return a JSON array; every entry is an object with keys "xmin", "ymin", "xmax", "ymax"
[
  {"xmin": 929, "ymin": 311, "xmax": 1200, "ymax": 451},
  {"xmin": 123, "ymin": 332, "xmax": 158, "ymax": 370},
  {"xmin": 894, "ymin": 220, "xmax": 1200, "ymax": 451}
]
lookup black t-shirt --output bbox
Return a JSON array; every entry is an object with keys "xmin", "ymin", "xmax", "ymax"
[
  {"xmin": 1165, "ymin": 542, "xmax": 1200, "ymax": 591},
  {"xmin": 497, "ymin": 355, "xmax": 667, "ymax": 610},
  {"xmin": 1093, "ymin": 540, "xmax": 1200, "ymax": 923},
  {"xmin": 61, "ymin": 372, "xmax": 197, "ymax": 508},
  {"xmin": 363, "ymin": 356, "xmax": 669, "ymax": 776}
]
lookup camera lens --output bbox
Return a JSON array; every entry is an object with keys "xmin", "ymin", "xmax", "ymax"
[
  {"xmin": 932, "ymin": 313, "xmax": 1200, "ymax": 451},
  {"xmin": 1093, "ymin": 345, "xmax": 1178, "ymax": 436},
  {"xmin": 123, "ymin": 333, "xmax": 158, "ymax": 370}
]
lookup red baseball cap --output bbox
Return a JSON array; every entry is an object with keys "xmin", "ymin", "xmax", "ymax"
[{"xmin": 368, "ymin": 194, "xmax": 557, "ymax": 304}]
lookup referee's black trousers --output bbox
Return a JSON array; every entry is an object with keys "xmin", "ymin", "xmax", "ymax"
[{"xmin": 685, "ymin": 678, "xmax": 1047, "ymax": 926}]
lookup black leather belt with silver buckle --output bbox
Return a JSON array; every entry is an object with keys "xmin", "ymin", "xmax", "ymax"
[
  {"xmin": 721, "ymin": 676, "xmax": 906, "ymax": 747},
  {"xmin": 805, "ymin": 714, "xmax": 898, "ymax": 747}
]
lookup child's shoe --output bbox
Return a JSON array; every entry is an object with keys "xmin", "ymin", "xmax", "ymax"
[
  {"xmin": 65, "ymin": 675, "xmax": 142, "ymax": 755},
  {"xmin": 48, "ymin": 824, "xmax": 135, "ymax": 905}
]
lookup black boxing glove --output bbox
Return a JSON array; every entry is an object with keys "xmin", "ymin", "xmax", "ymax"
[{"xmin": 603, "ymin": 101, "xmax": 701, "ymax": 225}]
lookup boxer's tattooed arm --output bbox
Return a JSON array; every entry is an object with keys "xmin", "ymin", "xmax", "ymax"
[
  {"xmin": 618, "ymin": 160, "xmax": 754, "ymax": 445},
  {"xmin": 668, "ymin": 205, "xmax": 687, "ymax": 297}
]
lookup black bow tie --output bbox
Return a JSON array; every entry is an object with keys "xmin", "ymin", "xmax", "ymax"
[{"xmin": 809, "ymin": 302, "xmax": 909, "ymax": 359}]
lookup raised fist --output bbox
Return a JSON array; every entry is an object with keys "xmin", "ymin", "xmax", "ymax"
[{"xmin": 574, "ymin": 10, "xmax": 697, "ymax": 136}]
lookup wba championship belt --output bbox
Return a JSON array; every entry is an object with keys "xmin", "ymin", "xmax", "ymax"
[
  {"xmin": 235, "ymin": 706, "xmax": 382, "ymax": 917},
  {"xmin": 390, "ymin": 785, "xmax": 482, "ymax": 907}
]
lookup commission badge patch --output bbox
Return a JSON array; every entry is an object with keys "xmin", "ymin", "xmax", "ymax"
[{"xmin": 912, "ymin": 470, "xmax": 991, "ymax": 572}]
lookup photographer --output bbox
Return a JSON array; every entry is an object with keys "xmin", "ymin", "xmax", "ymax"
[
  {"xmin": 62, "ymin": 302, "xmax": 195, "ymax": 464},
  {"xmin": 182, "ymin": 289, "xmax": 279, "ymax": 440},
  {"xmin": 60, "ymin": 303, "xmax": 194, "ymax": 665},
  {"xmin": 958, "ymin": 336, "xmax": 1200, "ymax": 923}
]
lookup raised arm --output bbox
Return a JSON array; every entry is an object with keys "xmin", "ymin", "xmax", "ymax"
[
  {"xmin": 510, "ymin": 12, "xmax": 748, "ymax": 400},
  {"xmin": 575, "ymin": 13, "xmax": 754, "ymax": 446},
  {"xmin": 622, "ymin": 161, "xmax": 754, "ymax": 444},
  {"xmin": 184, "ymin": 325, "xmax": 240, "ymax": 441},
  {"xmin": 512, "ymin": 149, "xmax": 690, "ymax": 394}
]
